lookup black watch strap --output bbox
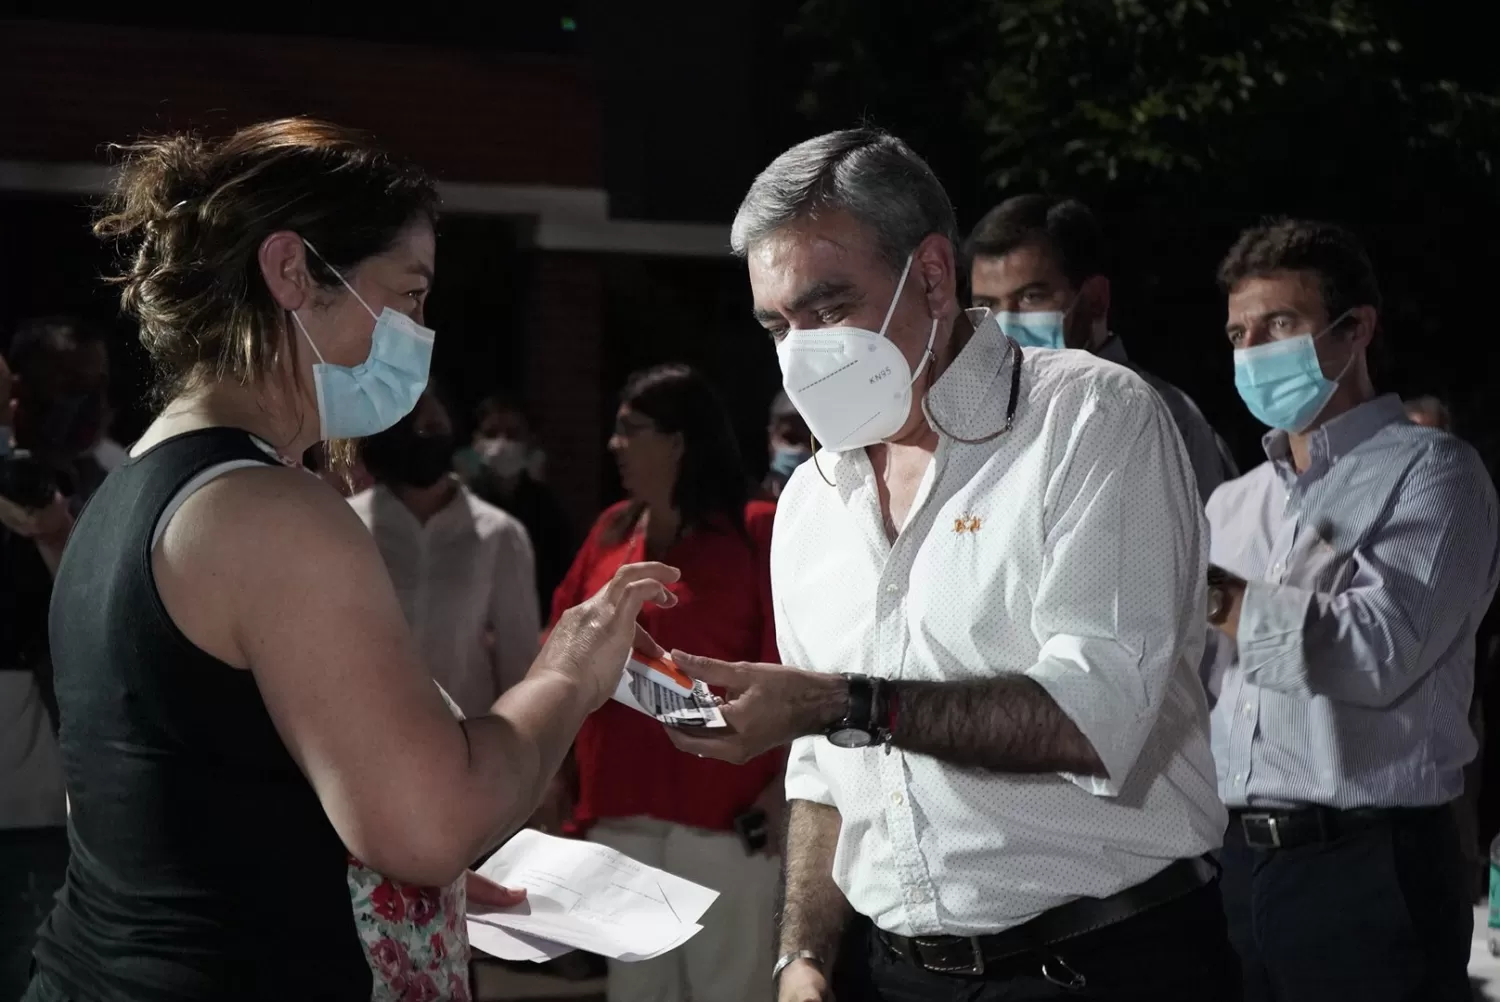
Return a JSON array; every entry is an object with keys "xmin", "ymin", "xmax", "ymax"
[{"xmin": 843, "ymin": 673, "xmax": 875, "ymax": 731}]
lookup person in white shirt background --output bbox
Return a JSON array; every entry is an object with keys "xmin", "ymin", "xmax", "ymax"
[
  {"xmin": 350, "ymin": 386, "xmax": 540, "ymax": 717},
  {"xmin": 668, "ymin": 129, "xmax": 1237, "ymax": 1002}
]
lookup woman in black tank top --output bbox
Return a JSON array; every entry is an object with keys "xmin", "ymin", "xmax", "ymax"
[{"xmin": 25, "ymin": 119, "xmax": 679, "ymax": 1002}]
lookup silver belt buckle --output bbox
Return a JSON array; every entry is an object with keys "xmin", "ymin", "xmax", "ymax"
[
  {"xmin": 916, "ymin": 935, "xmax": 986, "ymax": 976},
  {"xmin": 1241, "ymin": 812, "xmax": 1282, "ymax": 848}
]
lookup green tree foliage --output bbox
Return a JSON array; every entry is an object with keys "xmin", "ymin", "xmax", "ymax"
[
  {"xmin": 788, "ymin": 0, "xmax": 1500, "ymax": 464},
  {"xmin": 793, "ymin": 0, "xmax": 1499, "ymax": 199}
]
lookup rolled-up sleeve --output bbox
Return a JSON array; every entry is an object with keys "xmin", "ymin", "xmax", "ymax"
[
  {"xmin": 1237, "ymin": 443, "xmax": 1500, "ymax": 707},
  {"xmin": 1025, "ymin": 385, "xmax": 1207, "ymax": 795},
  {"xmin": 784, "ymin": 734, "xmax": 834, "ymax": 805}
]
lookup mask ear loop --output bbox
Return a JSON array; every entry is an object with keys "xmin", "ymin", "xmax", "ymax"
[
  {"xmin": 922, "ymin": 338, "xmax": 1024, "ymax": 445},
  {"xmin": 303, "ymin": 239, "xmax": 380, "ymax": 322},
  {"xmin": 810, "ymin": 434, "xmax": 835, "ymax": 487}
]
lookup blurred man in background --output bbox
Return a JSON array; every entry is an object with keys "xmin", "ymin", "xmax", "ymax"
[
  {"xmin": 351, "ymin": 387, "xmax": 540, "ymax": 717},
  {"xmin": 0, "ymin": 316, "xmax": 120, "ymax": 998},
  {"xmin": 456, "ymin": 395, "xmax": 573, "ymax": 611},
  {"xmin": 763, "ymin": 390, "xmax": 812, "ymax": 498},
  {"xmin": 1205, "ymin": 220, "xmax": 1499, "ymax": 1001},
  {"xmin": 456, "ymin": 393, "xmax": 548, "ymax": 485},
  {"xmin": 967, "ymin": 195, "xmax": 1237, "ymax": 502}
]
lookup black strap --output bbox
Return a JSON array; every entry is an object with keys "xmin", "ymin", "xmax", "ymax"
[
  {"xmin": 879, "ymin": 855, "xmax": 1216, "ymax": 976},
  {"xmin": 1229, "ymin": 805, "xmax": 1438, "ymax": 850}
]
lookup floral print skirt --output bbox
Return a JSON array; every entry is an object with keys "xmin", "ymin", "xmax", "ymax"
[{"xmin": 349, "ymin": 853, "xmax": 470, "ymax": 1002}]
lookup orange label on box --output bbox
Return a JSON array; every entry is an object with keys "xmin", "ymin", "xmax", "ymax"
[{"xmin": 630, "ymin": 651, "xmax": 694, "ymax": 690}]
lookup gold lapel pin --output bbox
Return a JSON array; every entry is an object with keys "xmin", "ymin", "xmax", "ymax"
[{"xmin": 954, "ymin": 514, "xmax": 982, "ymax": 534}]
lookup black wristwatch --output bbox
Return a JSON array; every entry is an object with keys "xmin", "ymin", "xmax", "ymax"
[
  {"xmin": 826, "ymin": 673, "xmax": 888, "ymax": 748},
  {"xmin": 1206, "ymin": 565, "xmax": 1235, "ymax": 626}
]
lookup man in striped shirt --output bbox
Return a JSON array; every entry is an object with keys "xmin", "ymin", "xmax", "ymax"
[{"xmin": 1203, "ymin": 218, "xmax": 1500, "ymax": 1002}]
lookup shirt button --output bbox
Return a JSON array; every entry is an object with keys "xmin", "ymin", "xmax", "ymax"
[
  {"xmin": 1271, "ymin": 562, "xmax": 1282, "ymax": 576},
  {"xmin": 886, "ymin": 583, "xmax": 899, "ymax": 594},
  {"xmin": 1242, "ymin": 703, "xmax": 1254, "ymax": 717},
  {"xmin": 1234, "ymin": 772, "xmax": 1246, "ymax": 785},
  {"xmin": 890, "ymin": 791, "xmax": 904, "ymax": 806}
]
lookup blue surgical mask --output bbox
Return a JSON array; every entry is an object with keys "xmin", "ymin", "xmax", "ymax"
[
  {"xmin": 769, "ymin": 445, "xmax": 812, "ymax": 479},
  {"xmin": 292, "ymin": 241, "xmax": 434, "ymax": 440},
  {"xmin": 994, "ymin": 310, "xmax": 1064, "ymax": 350},
  {"xmin": 992, "ymin": 295, "xmax": 1080, "ymax": 351},
  {"xmin": 1233, "ymin": 312, "xmax": 1354, "ymax": 433}
]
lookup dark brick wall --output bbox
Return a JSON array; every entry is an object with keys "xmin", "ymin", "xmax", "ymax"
[
  {"xmin": 0, "ymin": 20, "xmax": 601, "ymax": 186},
  {"xmin": 519, "ymin": 253, "xmax": 606, "ymax": 531}
]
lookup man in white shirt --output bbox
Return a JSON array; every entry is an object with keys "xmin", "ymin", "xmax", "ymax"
[
  {"xmin": 668, "ymin": 130, "xmax": 1234, "ymax": 1002},
  {"xmin": 350, "ymin": 389, "xmax": 540, "ymax": 717}
]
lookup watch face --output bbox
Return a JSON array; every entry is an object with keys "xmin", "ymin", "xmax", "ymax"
[
  {"xmin": 1207, "ymin": 586, "xmax": 1226, "ymax": 624},
  {"xmin": 827, "ymin": 728, "xmax": 873, "ymax": 749}
]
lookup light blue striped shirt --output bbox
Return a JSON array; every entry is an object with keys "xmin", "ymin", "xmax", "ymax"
[{"xmin": 1204, "ymin": 394, "xmax": 1500, "ymax": 809}]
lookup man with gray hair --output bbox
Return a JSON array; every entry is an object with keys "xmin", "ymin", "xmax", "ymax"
[{"xmin": 666, "ymin": 130, "xmax": 1238, "ymax": 1001}]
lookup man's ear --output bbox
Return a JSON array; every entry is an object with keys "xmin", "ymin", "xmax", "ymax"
[
  {"xmin": 1346, "ymin": 305, "xmax": 1378, "ymax": 351},
  {"xmin": 913, "ymin": 232, "xmax": 960, "ymax": 324},
  {"xmin": 1080, "ymin": 274, "xmax": 1112, "ymax": 323}
]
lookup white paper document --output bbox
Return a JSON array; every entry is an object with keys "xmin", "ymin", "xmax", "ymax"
[
  {"xmin": 467, "ymin": 828, "xmax": 720, "ymax": 962},
  {"xmin": 610, "ymin": 652, "xmax": 726, "ymax": 728},
  {"xmin": 466, "ymin": 920, "xmax": 572, "ymax": 963}
]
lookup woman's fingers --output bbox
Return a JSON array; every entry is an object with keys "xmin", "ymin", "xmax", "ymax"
[
  {"xmin": 633, "ymin": 623, "xmax": 667, "ymax": 659},
  {"xmin": 465, "ymin": 870, "xmax": 528, "ymax": 909},
  {"xmin": 606, "ymin": 561, "xmax": 680, "ymax": 599},
  {"xmin": 615, "ymin": 578, "xmax": 678, "ymax": 623}
]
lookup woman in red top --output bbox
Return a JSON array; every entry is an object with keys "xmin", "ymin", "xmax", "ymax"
[{"xmin": 551, "ymin": 364, "xmax": 784, "ymax": 1002}]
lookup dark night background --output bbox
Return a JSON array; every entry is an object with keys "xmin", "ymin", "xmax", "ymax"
[
  {"xmin": 5, "ymin": 2, "xmax": 1496, "ymax": 481},
  {"xmin": 2, "ymin": 0, "xmax": 1497, "ymax": 810}
]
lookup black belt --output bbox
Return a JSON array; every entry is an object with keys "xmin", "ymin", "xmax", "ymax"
[
  {"xmin": 876, "ymin": 855, "xmax": 1216, "ymax": 977},
  {"xmin": 1228, "ymin": 805, "xmax": 1440, "ymax": 851}
]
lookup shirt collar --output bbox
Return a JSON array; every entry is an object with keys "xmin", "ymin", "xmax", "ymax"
[
  {"xmin": 923, "ymin": 308, "xmax": 1020, "ymax": 439},
  {"xmin": 372, "ymin": 479, "xmax": 471, "ymax": 533},
  {"xmin": 1095, "ymin": 333, "xmax": 1129, "ymax": 366},
  {"xmin": 1261, "ymin": 393, "xmax": 1409, "ymax": 469}
]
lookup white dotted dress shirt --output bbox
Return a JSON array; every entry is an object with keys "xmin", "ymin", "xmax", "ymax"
[{"xmin": 776, "ymin": 310, "xmax": 1226, "ymax": 937}]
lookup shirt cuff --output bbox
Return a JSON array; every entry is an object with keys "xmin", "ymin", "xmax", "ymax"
[
  {"xmin": 1027, "ymin": 654, "xmax": 1143, "ymax": 799},
  {"xmin": 783, "ymin": 735, "xmax": 835, "ymax": 806},
  {"xmin": 1237, "ymin": 579, "xmax": 1314, "ymax": 694}
]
